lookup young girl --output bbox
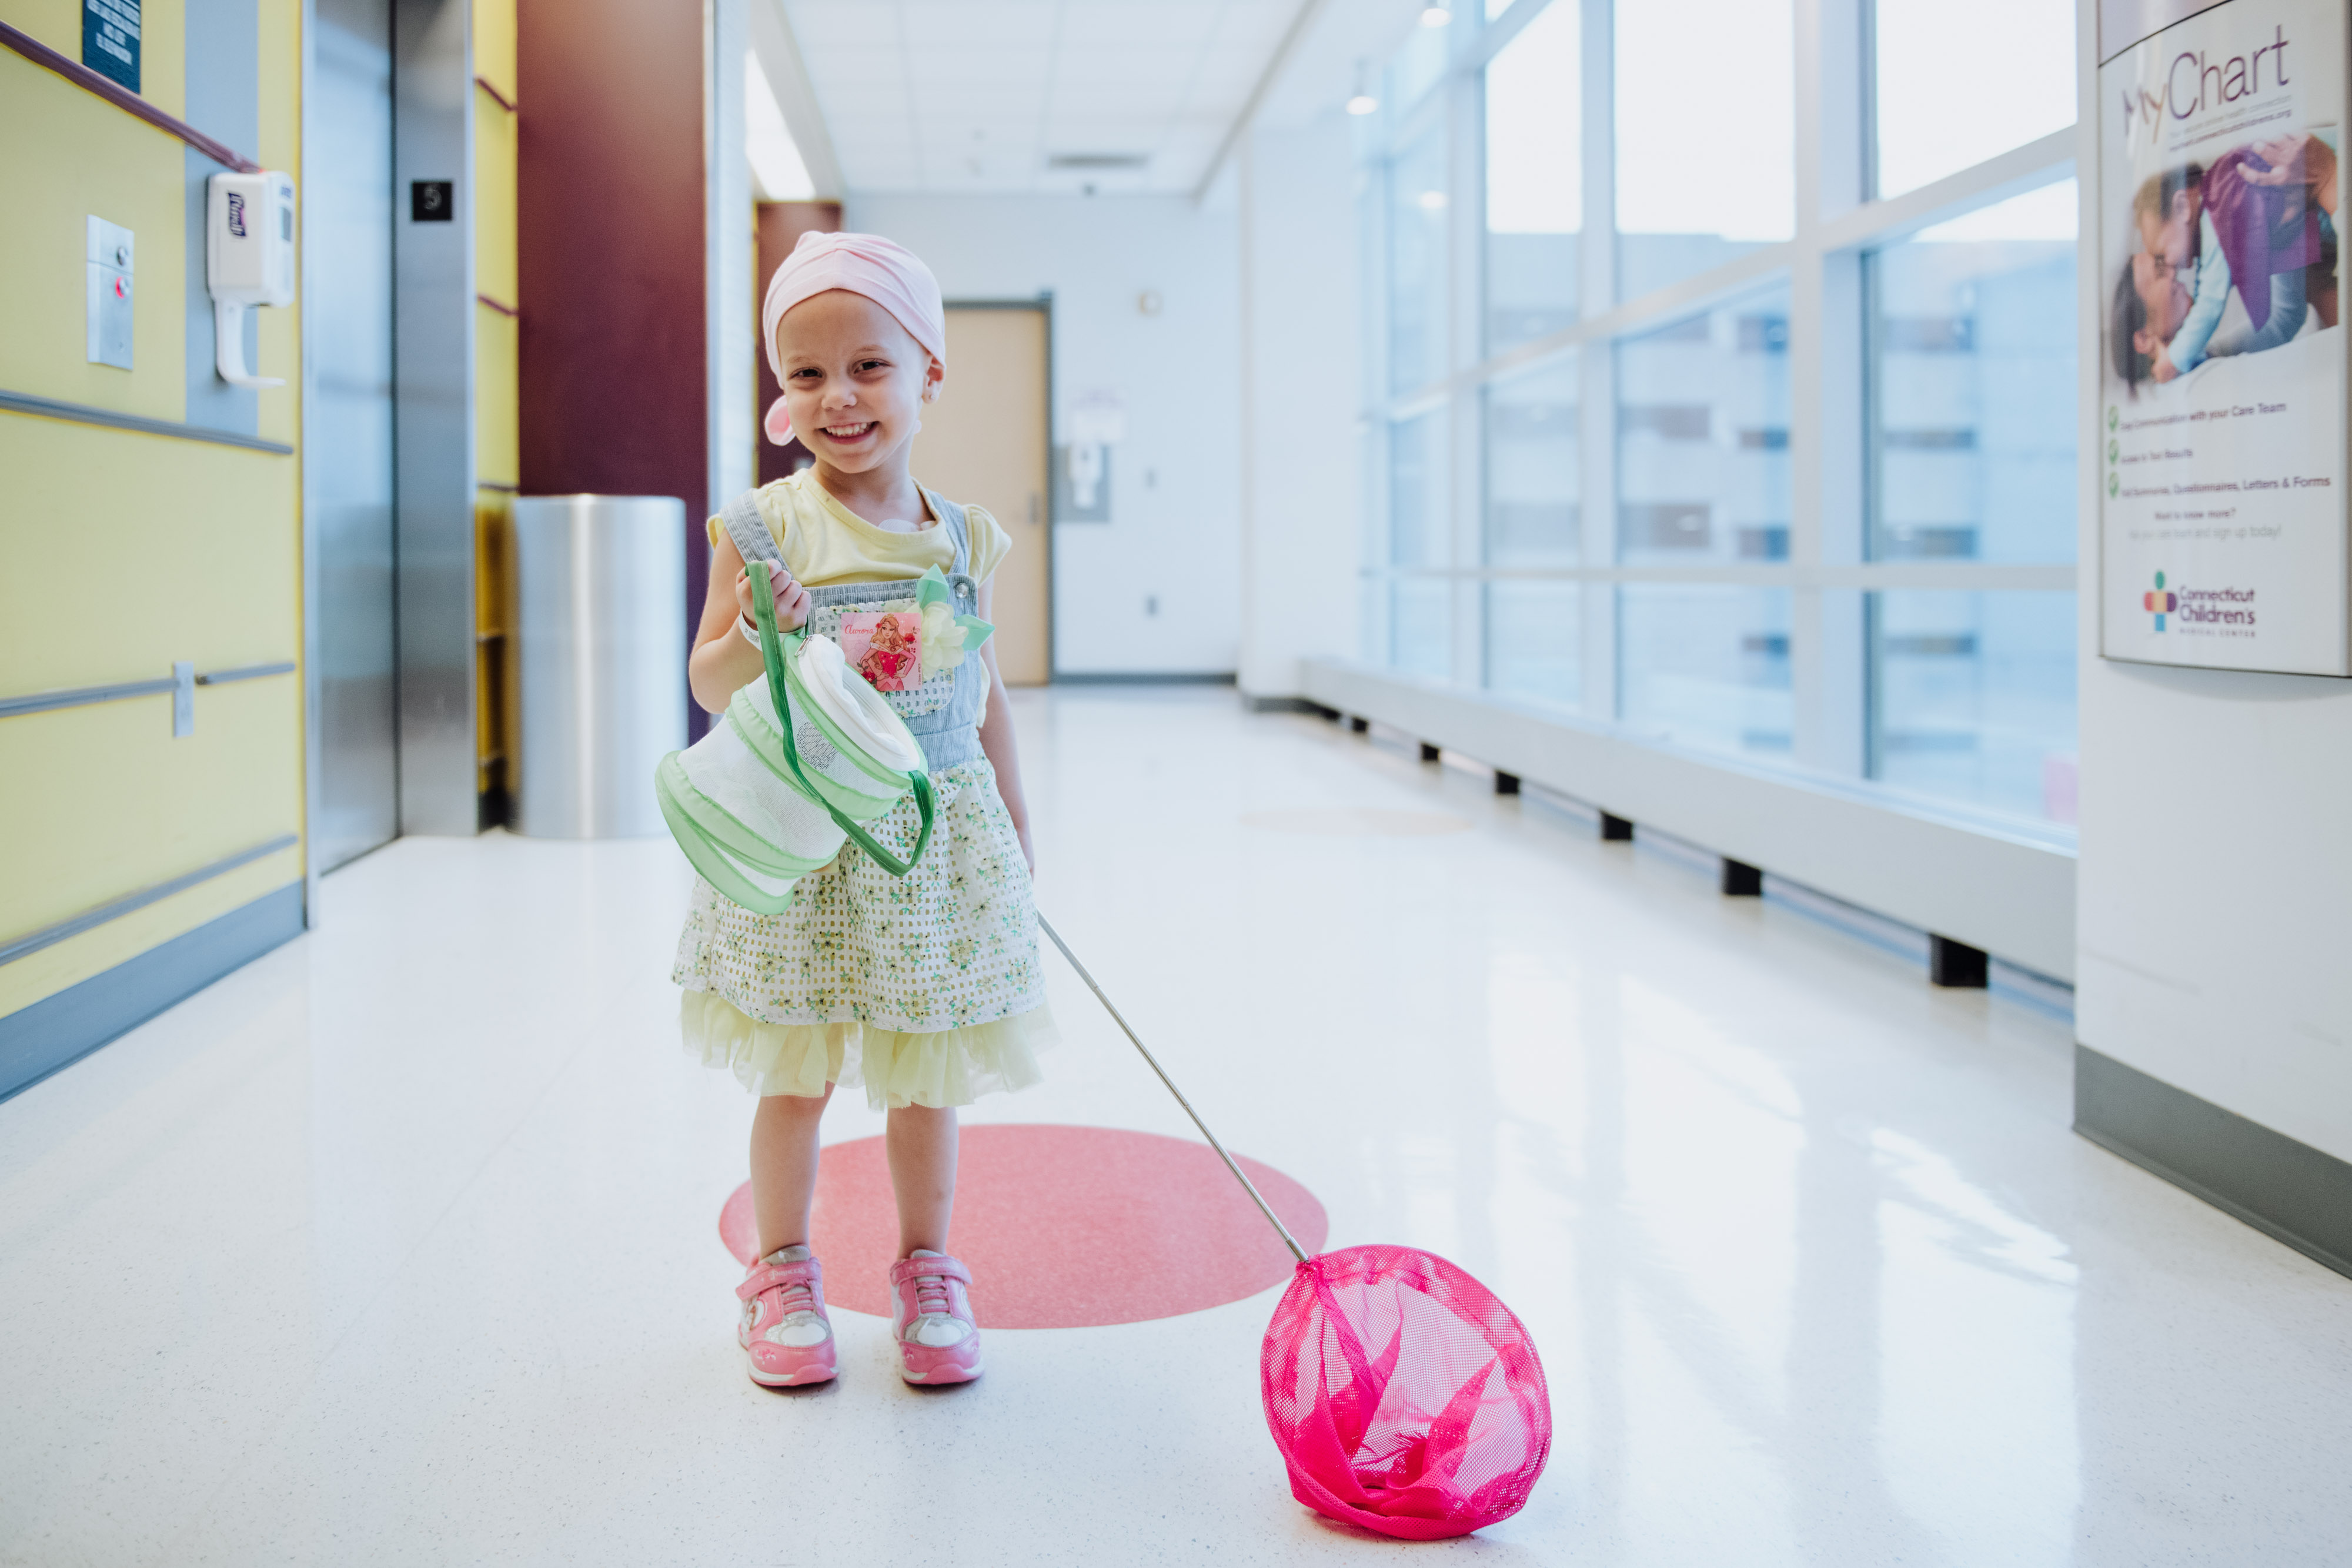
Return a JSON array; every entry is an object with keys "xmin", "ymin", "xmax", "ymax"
[{"xmin": 674, "ymin": 230, "xmax": 1055, "ymax": 1388}]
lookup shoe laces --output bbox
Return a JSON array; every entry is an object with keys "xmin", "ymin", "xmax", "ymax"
[
  {"xmin": 770, "ymin": 1275, "xmax": 817, "ymax": 1316},
  {"xmin": 911, "ymin": 1269, "xmax": 954, "ymax": 1319}
]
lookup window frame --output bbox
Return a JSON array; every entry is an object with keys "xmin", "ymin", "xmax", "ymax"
[{"xmin": 1359, "ymin": 0, "xmax": 2080, "ymax": 835}]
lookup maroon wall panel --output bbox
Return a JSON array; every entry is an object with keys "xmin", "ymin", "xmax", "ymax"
[
  {"xmin": 754, "ymin": 200, "xmax": 841, "ymax": 486},
  {"xmin": 516, "ymin": 0, "xmax": 710, "ymax": 727}
]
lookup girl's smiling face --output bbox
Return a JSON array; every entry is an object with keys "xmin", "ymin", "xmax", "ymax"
[{"xmin": 775, "ymin": 290, "xmax": 943, "ymax": 476}]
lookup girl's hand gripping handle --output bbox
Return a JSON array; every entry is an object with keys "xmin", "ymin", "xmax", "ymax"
[
  {"xmin": 746, "ymin": 560, "xmax": 937, "ymax": 879},
  {"xmin": 736, "ymin": 557, "xmax": 812, "ymax": 633}
]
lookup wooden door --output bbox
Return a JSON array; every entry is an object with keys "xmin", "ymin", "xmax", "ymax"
[{"xmin": 916, "ymin": 306, "xmax": 1051, "ymax": 684}]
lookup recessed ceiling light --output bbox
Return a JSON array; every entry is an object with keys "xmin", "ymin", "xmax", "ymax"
[
  {"xmin": 1417, "ymin": 189, "xmax": 1447, "ymax": 210},
  {"xmin": 1420, "ymin": 5, "xmax": 1452, "ymax": 27},
  {"xmin": 1346, "ymin": 93, "xmax": 1379, "ymax": 115}
]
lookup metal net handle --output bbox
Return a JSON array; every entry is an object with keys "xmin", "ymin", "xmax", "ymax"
[{"xmin": 1037, "ymin": 915, "xmax": 1308, "ymax": 1266}]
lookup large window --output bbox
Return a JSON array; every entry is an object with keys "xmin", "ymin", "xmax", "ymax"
[
  {"xmin": 1867, "ymin": 184, "xmax": 2077, "ymax": 565},
  {"xmin": 1872, "ymin": 0, "xmax": 2074, "ymax": 199},
  {"xmin": 1616, "ymin": 285, "xmax": 1791, "ymax": 567},
  {"xmin": 1484, "ymin": 356, "xmax": 1578, "ymax": 567},
  {"xmin": 1621, "ymin": 585, "xmax": 1793, "ymax": 757},
  {"xmin": 1869, "ymin": 590, "xmax": 2077, "ymax": 820},
  {"xmin": 1615, "ymin": 0, "xmax": 1793, "ymax": 300},
  {"xmin": 1484, "ymin": 0, "xmax": 1579, "ymax": 352},
  {"xmin": 1388, "ymin": 128, "xmax": 1449, "ymax": 396},
  {"xmin": 1388, "ymin": 410, "xmax": 1451, "ymax": 677},
  {"xmin": 1362, "ymin": 0, "xmax": 2080, "ymax": 834}
]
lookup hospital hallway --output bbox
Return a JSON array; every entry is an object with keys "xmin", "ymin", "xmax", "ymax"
[{"xmin": 2, "ymin": 687, "xmax": 2346, "ymax": 1567}]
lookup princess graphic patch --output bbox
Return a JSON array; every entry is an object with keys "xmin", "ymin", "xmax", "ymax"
[{"xmin": 840, "ymin": 611, "xmax": 923, "ymax": 691}]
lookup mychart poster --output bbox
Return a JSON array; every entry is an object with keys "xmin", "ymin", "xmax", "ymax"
[{"xmin": 2099, "ymin": 0, "xmax": 2348, "ymax": 674}]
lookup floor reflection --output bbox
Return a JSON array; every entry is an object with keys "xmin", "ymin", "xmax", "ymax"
[{"xmin": 0, "ymin": 690, "xmax": 2344, "ymax": 1565}]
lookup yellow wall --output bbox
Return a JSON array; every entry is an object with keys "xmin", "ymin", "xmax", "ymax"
[
  {"xmin": 475, "ymin": 0, "xmax": 519, "ymax": 798},
  {"xmin": 0, "ymin": 0, "xmax": 306, "ymax": 1017}
]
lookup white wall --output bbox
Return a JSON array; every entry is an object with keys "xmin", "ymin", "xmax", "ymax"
[
  {"xmin": 2069, "ymin": 3, "xmax": 2352, "ymax": 1165},
  {"xmin": 847, "ymin": 193, "xmax": 1242, "ymax": 675},
  {"xmin": 1238, "ymin": 113, "xmax": 1363, "ymax": 700},
  {"xmin": 2076, "ymin": 661, "xmax": 2352, "ymax": 1163}
]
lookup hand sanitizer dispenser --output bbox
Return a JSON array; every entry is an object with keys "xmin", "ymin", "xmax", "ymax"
[{"xmin": 206, "ymin": 170, "xmax": 295, "ymax": 389}]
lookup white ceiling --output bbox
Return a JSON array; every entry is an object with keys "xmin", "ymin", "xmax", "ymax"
[{"xmin": 778, "ymin": 0, "xmax": 1309, "ymax": 195}]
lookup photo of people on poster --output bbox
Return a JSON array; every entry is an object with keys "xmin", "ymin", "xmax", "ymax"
[{"xmin": 2099, "ymin": 0, "xmax": 2349, "ymax": 676}]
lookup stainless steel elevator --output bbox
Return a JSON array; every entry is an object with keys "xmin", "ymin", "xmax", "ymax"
[
  {"xmin": 303, "ymin": 0, "xmax": 482, "ymax": 884},
  {"xmin": 305, "ymin": 0, "xmax": 399, "ymax": 873}
]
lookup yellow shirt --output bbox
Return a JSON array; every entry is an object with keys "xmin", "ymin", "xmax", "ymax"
[
  {"xmin": 706, "ymin": 469, "xmax": 1011, "ymax": 591},
  {"xmin": 708, "ymin": 470, "xmax": 1011, "ymax": 730}
]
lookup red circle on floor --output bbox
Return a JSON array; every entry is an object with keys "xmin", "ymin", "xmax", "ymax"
[{"xmin": 719, "ymin": 1123, "xmax": 1328, "ymax": 1328}]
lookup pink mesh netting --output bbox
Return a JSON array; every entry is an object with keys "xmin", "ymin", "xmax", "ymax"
[{"xmin": 1259, "ymin": 1245, "xmax": 1551, "ymax": 1540}]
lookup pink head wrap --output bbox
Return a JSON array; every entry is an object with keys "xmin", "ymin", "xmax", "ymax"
[{"xmin": 760, "ymin": 230, "xmax": 947, "ymax": 444}]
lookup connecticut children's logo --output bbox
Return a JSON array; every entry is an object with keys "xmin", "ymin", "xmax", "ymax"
[{"xmin": 2144, "ymin": 570, "xmax": 2176, "ymax": 631}]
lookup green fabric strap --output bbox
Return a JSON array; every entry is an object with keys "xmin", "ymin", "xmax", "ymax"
[{"xmin": 748, "ymin": 561, "xmax": 936, "ymax": 878}]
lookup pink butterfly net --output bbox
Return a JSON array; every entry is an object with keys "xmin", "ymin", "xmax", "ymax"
[
  {"xmin": 1040, "ymin": 920, "xmax": 1552, "ymax": 1540},
  {"xmin": 1261, "ymin": 1244, "xmax": 1551, "ymax": 1539}
]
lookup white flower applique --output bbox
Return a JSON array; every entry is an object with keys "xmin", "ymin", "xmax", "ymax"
[{"xmin": 912, "ymin": 566, "xmax": 994, "ymax": 678}]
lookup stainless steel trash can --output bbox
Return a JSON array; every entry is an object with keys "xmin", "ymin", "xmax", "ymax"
[{"xmin": 509, "ymin": 494, "xmax": 686, "ymax": 838}]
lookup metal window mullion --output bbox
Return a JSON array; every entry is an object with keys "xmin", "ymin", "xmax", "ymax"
[
  {"xmin": 1579, "ymin": 0, "xmax": 1617, "ymax": 718},
  {"xmin": 1365, "ymin": 151, "xmax": 1398, "ymax": 661},
  {"xmin": 1449, "ymin": 46, "xmax": 1485, "ymax": 687},
  {"xmin": 1374, "ymin": 147, "xmax": 2079, "ymax": 421},
  {"xmin": 1819, "ymin": 128, "xmax": 2074, "ymax": 250},
  {"xmin": 1809, "ymin": 246, "xmax": 1869, "ymax": 773},
  {"xmin": 1790, "ymin": 0, "xmax": 1869, "ymax": 773},
  {"xmin": 1474, "ymin": 0, "xmax": 1553, "ymax": 72},
  {"xmin": 1788, "ymin": 0, "xmax": 1828, "ymax": 772},
  {"xmin": 1819, "ymin": 0, "xmax": 1868, "ymax": 223}
]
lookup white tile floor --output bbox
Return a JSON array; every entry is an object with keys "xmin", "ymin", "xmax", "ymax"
[{"xmin": 4, "ymin": 687, "xmax": 2350, "ymax": 1566}]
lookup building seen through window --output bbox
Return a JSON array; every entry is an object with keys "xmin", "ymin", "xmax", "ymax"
[{"xmin": 1366, "ymin": 0, "xmax": 2080, "ymax": 828}]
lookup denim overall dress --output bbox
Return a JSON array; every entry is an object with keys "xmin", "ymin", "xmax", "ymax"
[
  {"xmin": 717, "ymin": 486, "xmax": 985, "ymax": 773},
  {"xmin": 673, "ymin": 483, "xmax": 1053, "ymax": 1111}
]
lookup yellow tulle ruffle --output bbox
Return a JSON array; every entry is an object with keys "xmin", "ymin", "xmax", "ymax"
[{"xmin": 680, "ymin": 987, "xmax": 1057, "ymax": 1111}]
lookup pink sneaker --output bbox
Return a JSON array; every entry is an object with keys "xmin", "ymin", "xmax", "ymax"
[
  {"xmin": 736, "ymin": 1245, "xmax": 837, "ymax": 1387},
  {"xmin": 888, "ymin": 1250, "xmax": 984, "ymax": 1384}
]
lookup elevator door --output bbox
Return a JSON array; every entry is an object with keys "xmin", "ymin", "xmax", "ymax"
[
  {"xmin": 309, "ymin": 0, "xmax": 399, "ymax": 870},
  {"xmin": 914, "ymin": 306, "xmax": 1051, "ymax": 684}
]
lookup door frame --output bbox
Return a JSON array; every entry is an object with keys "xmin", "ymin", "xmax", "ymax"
[
  {"xmin": 943, "ymin": 295, "xmax": 1054, "ymax": 681},
  {"xmin": 299, "ymin": 0, "xmax": 323, "ymax": 923}
]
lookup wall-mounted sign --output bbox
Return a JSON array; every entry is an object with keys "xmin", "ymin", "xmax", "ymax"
[
  {"xmin": 82, "ymin": 0, "xmax": 139, "ymax": 92},
  {"xmin": 410, "ymin": 180, "xmax": 454, "ymax": 222},
  {"xmin": 2099, "ymin": 0, "xmax": 2348, "ymax": 674}
]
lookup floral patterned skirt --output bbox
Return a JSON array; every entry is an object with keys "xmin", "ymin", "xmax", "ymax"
[{"xmin": 672, "ymin": 756, "xmax": 1055, "ymax": 1109}]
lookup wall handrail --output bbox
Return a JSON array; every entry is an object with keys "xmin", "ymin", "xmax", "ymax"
[
  {"xmin": 1, "ymin": 389, "xmax": 295, "ymax": 454},
  {"xmin": 0, "ymin": 834, "xmax": 300, "ymax": 968},
  {"xmin": 0, "ymin": 21, "xmax": 262, "ymax": 173},
  {"xmin": 197, "ymin": 661, "xmax": 298, "ymax": 687},
  {"xmin": 1, "ymin": 661, "xmax": 295, "ymax": 720}
]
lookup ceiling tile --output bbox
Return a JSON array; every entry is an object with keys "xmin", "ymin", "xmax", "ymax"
[
  {"xmin": 1056, "ymin": 1, "xmax": 1224, "ymax": 46},
  {"xmin": 783, "ymin": 0, "xmax": 1301, "ymax": 194},
  {"xmin": 897, "ymin": 0, "xmax": 1060, "ymax": 46},
  {"xmin": 903, "ymin": 46, "xmax": 1053, "ymax": 88},
  {"xmin": 1206, "ymin": 0, "xmax": 1297, "ymax": 44},
  {"xmin": 1040, "ymin": 112, "xmax": 1166, "ymax": 142},
  {"xmin": 1047, "ymin": 86, "xmax": 1191, "ymax": 119},
  {"xmin": 1049, "ymin": 43, "xmax": 1206, "ymax": 83},
  {"xmin": 782, "ymin": 0, "xmax": 901, "ymax": 47}
]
